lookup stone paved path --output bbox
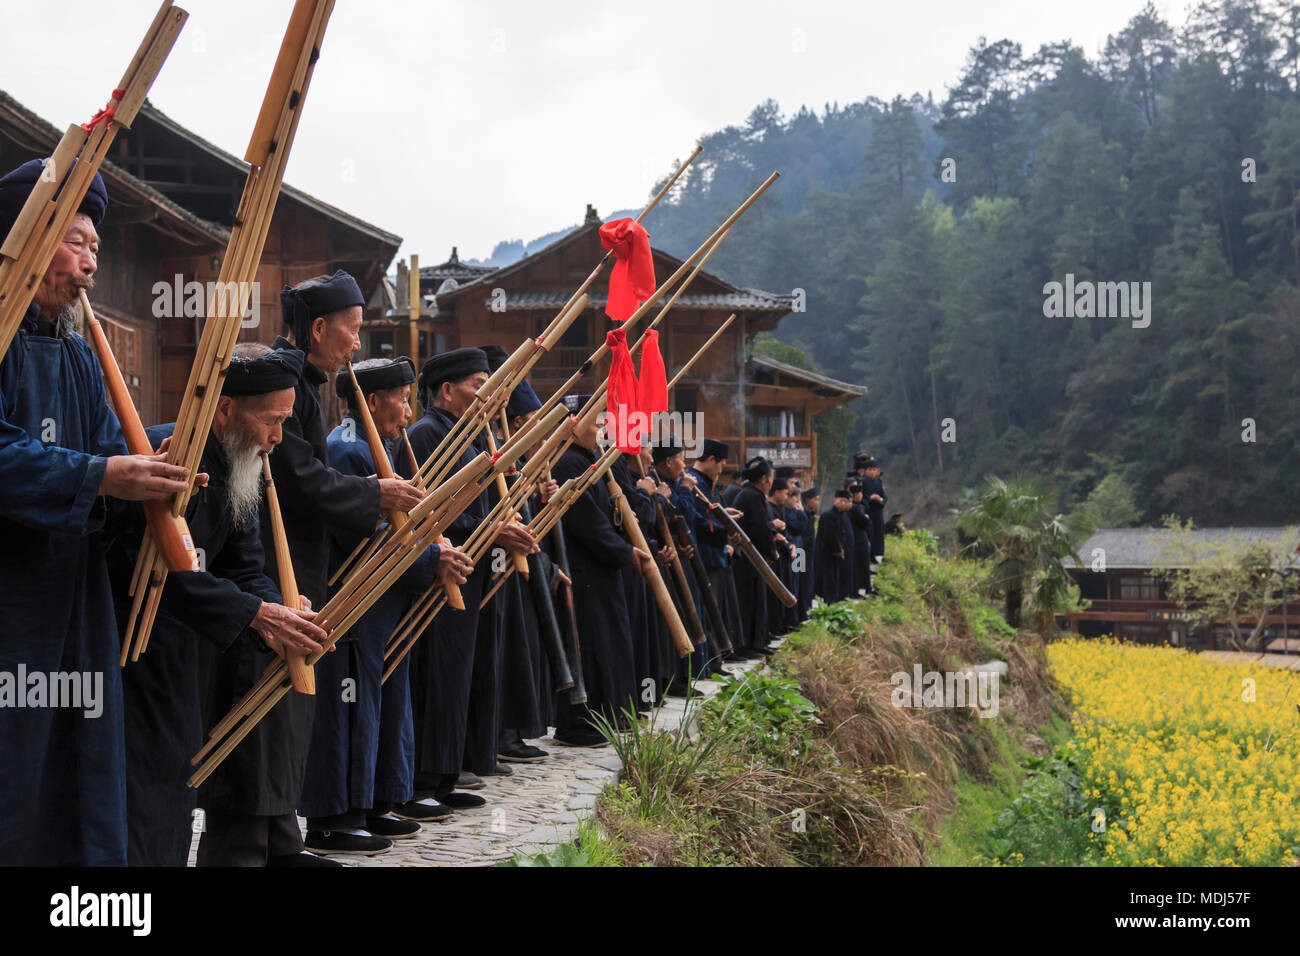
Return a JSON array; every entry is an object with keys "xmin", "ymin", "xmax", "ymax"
[{"xmin": 188, "ymin": 654, "xmax": 765, "ymax": 867}]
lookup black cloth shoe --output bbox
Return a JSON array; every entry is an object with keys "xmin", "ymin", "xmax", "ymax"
[
  {"xmin": 498, "ymin": 743, "xmax": 548, "ymax": 763},
  {"xmin": 391, "ymin": 797, "xmax": 454, "ymax": 822},
  {"xmin": 665, "ymin": 683, "xmax": 704, "ymax": 698},
  {"xmin": 304, "ymin": 829, "xmax": 392, "ymax": 856},
  {"xmin": 457, "ymin": 771, "xmax": 486, "ymax": 790},
  {"xmin": 441, "ymin": 790, "xmax": 487, "ymax": 809},
  {"xmin": 722, "ymin": 651, "xmax": 750, "ymax": 663},
  {"xmin": 554, "ymin": 727, "xmax": 607, "ymax": 747},
  {"xmin": 267, "ymin": 850, "xmax": 342, "ymax": 868},
  {"xmin": 365, "ymin": 813, "xmax": 421, "ymax": 839}
]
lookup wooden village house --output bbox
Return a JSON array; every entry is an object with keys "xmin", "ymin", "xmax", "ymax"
[{"xmin": 1062, "ymin": 527, "xmax": 1300, "ymax": 653}]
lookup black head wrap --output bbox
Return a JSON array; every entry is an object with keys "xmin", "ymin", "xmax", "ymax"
[
  {"xmin": 419, "ymin": 347, "xmax": 489, "ymax": 398},
  {"xmin": 478, "ymin": 344, "xmax": 510, "ymax": 372},
  {"xmin": 335, "ymin": 356, "xmax": 416, "ymax": 399},
  {"xmin": 506, "ymin": 379, "xmax": 542, "ymax": 419},
  {"xmin": 279, "ymin": 270, "xmax": 364, "ymax": 353},
  {"xmin": 774, "ymin": 465, "xmax": 795, "ymax": 479},
  {"xmin": 771, "ymin": 477, "xmax": 789, "ymax": 492},
  {"xmin": 0, "ymin": 158, "xmax": 108, "ymax": 237},
  {"xmin": 651, "ymin": 434, "xmax": 684, "ymax": 464},
  {"xmin": 741, "ymin": 456, "xmax": 772, "ymax": 482},
  {"xmin": 699, "ymin": 438, "xmax": 729, "ymax": 461},
  {"xmin": 801, "ymin": 486, "xmax": 820, "ymax": 503},
  {"xmin": 222, "ymin": 347, "xmax": 305, "ymax": 396}
]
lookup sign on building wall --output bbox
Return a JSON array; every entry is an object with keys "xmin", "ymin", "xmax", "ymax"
[{"xmin": 748, "ymin": 445, "xmax": 812, "ymax": 467}]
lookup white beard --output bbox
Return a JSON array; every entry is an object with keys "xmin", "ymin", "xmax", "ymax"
[{"xmin": 219, "ymin": 426, "xmax": 265, "ymax": 530}]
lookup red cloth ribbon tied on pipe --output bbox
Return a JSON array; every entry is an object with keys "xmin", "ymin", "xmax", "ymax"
[
  {"xmin": 637, "ymin": 328, "xmax": 668, "ymax": 416},
  {"xmin": 605, "ymin": 328, "xmax": 643, "ymax": 454},
  {"xmin": 599, "ymin": 218, "xmax": 656, "ymax": 323}
]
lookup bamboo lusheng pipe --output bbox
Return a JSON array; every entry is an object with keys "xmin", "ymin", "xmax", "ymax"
[
  {"xmin": 653, "ymin": 461, "xmax": 732, "ymax": 654},
  {"xmin": 401, "ymin": 427, "xmax": 460, "ymax": 603},
  {"xmin": 198, "ymin": 401, "xmax": 562, "ymax": 747},
  {"xmin": 342, "ymin": 362, "xmax": 469, "ymax": 607},
  {"xmin": 409, "ymin": 152, "xmax": 710, "ymax": 494},
  {"xmin": 484, "ymin": 425, "xmax": 530, "ymax": 577},
  {"xmin": 534, "ymin": 170, "xmax": 779, "ymax": 426},
  {"xmin": 199, "ymin": 461, "xmax": 492, "ymax": 758},
  {"xmin": 81, "ymin": 291, "xmax": 199, "ymax": 578},
  {"xmin": 345, "ymin": 362, "xmax": 408, "ymax": 531},
  {"xmin": 389, "ymin": 473, "xmax": 588, "ymax": 682},
  {"xmin": 414, "ymin": 293, "xmax": 587, "ymax": 492},
  {"xmin": 632, "ymin": 455, "xmax": 706, "ymax": 646},
  {"xmin": 190, "ymin": 450, "xmax": 496, "ymax": 783},
  {"xmin": 0, "ymin": 2, "xmax": 188, "ymax": 358},
  {"xmin": 605, "ymin": 469, "xmax": 693, "ymax": 657},
  {"xmin": 408, "ymin": 160, "xmax": 748, "ymax": 500},
  {"xmin": 556, "ymin": 228, "xmax": 733, "ymax": 436},
  {"xmin": 388, "ymin": 416, "xmax": 568, "ymax": 641},
  {"xmin": 124, "ymin": 0, "xmax": 336, "ymax": 660},
  {"xmin": 691, "ymin": 485, "xmax": 797, "ymax": 608},
  {"xmin": 260, "ymin": 451, "xmax": 314, "ymax": 695},
  {"xmin": 382, "ymin": 410, "xmax": 573, "ymax": 667},
  {"xmin": 195, "ymin": 444, "xmax": 503, "ymax": 774}
]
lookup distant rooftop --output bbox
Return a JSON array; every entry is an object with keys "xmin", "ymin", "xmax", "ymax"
[
  {"xmin": 750, "ymin": 352, "xmax": 867, "ymax": 398},
  {"xmin": 418, "ymin": 247, "xmax": 497, "ymax": 287},
  {"xmin": 1066, "ymin": 527, "xmax": 1298, "ymax": 570}
]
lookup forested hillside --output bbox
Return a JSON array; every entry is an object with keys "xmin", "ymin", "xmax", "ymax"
[{"xmin": 611, "ymin": 0, "xmax": 1300, "ymax": 527}]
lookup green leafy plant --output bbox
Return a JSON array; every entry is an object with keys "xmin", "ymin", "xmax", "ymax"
[
  {"xmin": 712, "ymin": 671, "xmax": 822, "ymax": 732},
  {"xmin": 809, "ymin": 600, "xmax": 866, "ymax": 637},
  {"xmin": 498, "ymin": 816, "xmax": 627, "ymax": 867}
]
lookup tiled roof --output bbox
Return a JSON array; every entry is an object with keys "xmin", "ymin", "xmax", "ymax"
[
  {"xmin": 750, "ymin": 352, "xmax": 867, "ymax": 396},
  {"xmin": 137, "ymin": 101, "xmax": 402, "ymax": 248},
  {"xmin": 0, "ymin": 90, "xmax": 229, "ymax": 247},
  {"xmin": 1064, "ymin": 527, "xmax": 1298, "ymax": 569}
]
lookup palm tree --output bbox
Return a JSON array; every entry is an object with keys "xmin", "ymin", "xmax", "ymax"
[{"xmin": 954, "ymin": 476, "xmax": 1091, "ymax": 630}]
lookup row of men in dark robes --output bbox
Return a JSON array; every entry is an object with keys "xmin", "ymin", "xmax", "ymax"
[{"xmin": 0, "ymin": 157, "xmax": 896, "ymax": 866}]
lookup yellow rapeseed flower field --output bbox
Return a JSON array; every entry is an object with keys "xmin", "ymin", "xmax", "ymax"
[{"xmin": 1048, "ymin": 638, "xmax": 1300, "ymax": 866}]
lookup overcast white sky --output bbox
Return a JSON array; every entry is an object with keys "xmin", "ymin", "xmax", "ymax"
[{"xmin": 0, "ymin": 0, "xmax": 1179, "ymax": 263}]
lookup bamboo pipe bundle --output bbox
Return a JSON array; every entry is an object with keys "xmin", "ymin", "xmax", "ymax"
[
  {"xmin": 632, "ymin": 454, "xmax": 706, "ymax": 645},
  {"xmin": 401, "ymin": 428, "xmax": 459, "ymax": 605},
  {"xmin": 475, "ymin": 461, "xmax": 608, "ymax": 609},
  {"xmin": 530, "ymin": 145, "xmax": 702, "ymax": 352},
  {"xmin": 81, "ymin": 291, "xmax": 199, "ymax": 576},
  {"xmin": 408, "ymin": 149, "xmax": 704, "ymax": 493},
  {"xmin": 199, "ymin": 453, "xmax": 495, "ymax": 754},
  {"xmin": 560, "ymin": 228, "xmax": 732, "ymax": 435},
  {"xmin": 188, "ymin": 448, "xmax": 495, "ymax": 787},
  {"xmin": 0, "ymin": 2, "xmax": 188, "ymax": 359},
  {"xmin": 465, "ymin": 315, "xmax": 737, "ymax": 653},
  {"xmin": 483, "ymin": 425, "xmax": 530, "ymax": 577},
  {"xmin": 383, "ymin": 408, "xmax": 573, "ymax": 661},
  {"xmin": 190, "ymin": 398, "xmax": 566, "ymax": 775},
  {"xmin": 260, "ymin": 452, "xmax": 314, "ymax": 694},
  {"xmin": 124, "ymin": 0, "xmax": 337, "ymax": 662},
  {"xmin": 413, "ymin": 293, "xmax": 587, "ymax": 492},
  {"xmin": 534, "ymin": 171, "xmax": 779, "ymax": 426},
  {"xmin": 381, "ymin": 406, "xmax": 574, "ymax": 663}
]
